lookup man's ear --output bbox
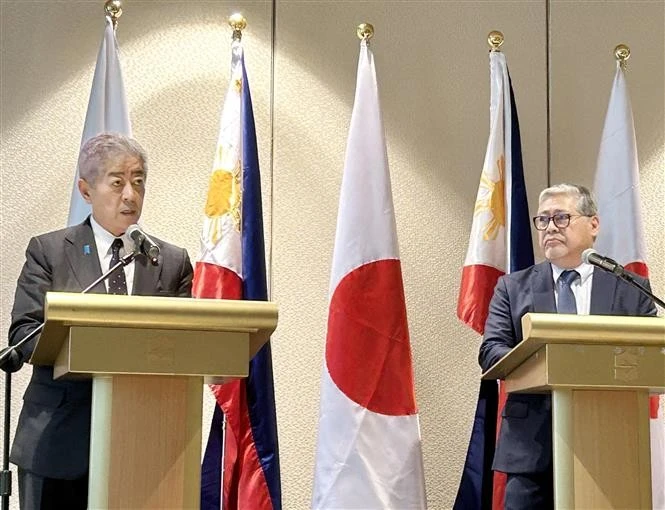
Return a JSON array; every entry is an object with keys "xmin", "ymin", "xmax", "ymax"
[
  {"xmin": 590, "ymin": 214, "xmax": 600, "ymax": 237},
  {"xmin": 78, "ymin": 179, "xmax": 92, "ymax": 204}
]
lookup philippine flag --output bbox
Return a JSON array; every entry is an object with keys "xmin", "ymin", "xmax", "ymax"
[
  {"xmin": 454, "ymin": 49, "xmax": 533, "ymax": 510},
  {"xmin": 196, "ymin": 38, "xmax": 281, "ymax": 510}
]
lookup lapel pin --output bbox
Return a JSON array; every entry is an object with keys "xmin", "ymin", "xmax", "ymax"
[{"xmin": 83, "ymin": 244, "xmax": 91, "ymax": 255}]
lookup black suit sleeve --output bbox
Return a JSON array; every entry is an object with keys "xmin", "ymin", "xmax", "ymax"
[
  {"xmin": 176, "ymin": 248, "xmax": 194, "ymax": 298},
  {"xmin": 638, "ymin": 278, "xmax": 658, "ymax": 317},
  {"xmin": 8, "ymin": 237, "xmax": 53, "ymax": 368},
  {"xmin": 479, "ymin": 276, "xmax": 517, "ymax": 373}
]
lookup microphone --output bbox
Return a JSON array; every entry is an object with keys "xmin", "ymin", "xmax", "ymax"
[
  {"xmin": 127, "ymin": 224, "xmax": 160, "ymax": 266},
  {"xmin": 581, "ymin": 248, "xmax": 625, "ymax": 275}
]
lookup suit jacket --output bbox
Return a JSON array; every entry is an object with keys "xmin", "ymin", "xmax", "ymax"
[
  {"xmin": 479, "ymin": 261, "xmax": 657, "ymax": 474},
  {"xmin": 9, "ymin": 218, "xmax": 193, "ymax": 479}
]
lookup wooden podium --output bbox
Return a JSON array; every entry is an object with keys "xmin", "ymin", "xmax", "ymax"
[
  {"xmin": 31, "ymin": 291, "xmax": 278, "ymax": 509},
  {"xmin": 483, "ymin": 313, "xmax": 665, "ymax": 510}
]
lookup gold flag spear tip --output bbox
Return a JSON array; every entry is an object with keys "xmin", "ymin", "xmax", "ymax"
[
  {"xmin": 488, "ymin": 31, "xmax": 504, "ymax": 52},
  {"xmin": 614, "ymin": 44, "xmax": 630, "ymax": 70},
  {"xmin": 229, "ymin": 13, "xmax": 247, "ymax": 41},
  {"xmin": 104, "ymin": 0, "xmax": 123, "ymax": 30},
  {"xmin": 357, "ymin": 23, "xmax": 374, "ymax": 43}
]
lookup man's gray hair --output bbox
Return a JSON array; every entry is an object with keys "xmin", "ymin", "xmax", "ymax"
[
  {"xmin": 538, "ymin": 183, "xmax": 598, "ymax": 216},
  {"xmin": 78, "ymin": 133, "xmax": 148, "ymax": 185}
]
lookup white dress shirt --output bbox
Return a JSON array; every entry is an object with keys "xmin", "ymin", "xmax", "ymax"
[
  {"xmin": 551, "ymin": 262, "xmax": 594, "ymax": 315},
  {"xmin": 90, "ymin": 216, "xmax": 136, "ymax": 295}
]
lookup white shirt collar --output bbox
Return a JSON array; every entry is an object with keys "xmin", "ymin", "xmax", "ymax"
[
  {"xmin": 551, "ymin": 261, "xmax": 594, "ymax": 285},
  {"xmin": 90, "ymin": 216, "xmax": 131, "ymax": 256}
]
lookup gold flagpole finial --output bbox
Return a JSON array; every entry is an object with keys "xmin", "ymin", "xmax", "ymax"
[
  {"xmin": 357, "ymin": 23, "xmax": 374, "ymax": 43},
  {"xmin": 104, "ymin": 0, "xmax": 123, "ymax": 30},
  {"xmin": 229, "ymin": 13, "xmax": 247, "ymax": 42},
  {"xmin": 614, "ymin": 44, "xmax": 630, "ymax": 70},
  {"xmin": 488, "ymin": 31, "xmax": 504, "ymax": 52}
]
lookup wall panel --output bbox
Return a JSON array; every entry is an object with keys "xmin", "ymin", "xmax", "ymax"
[{"xmin": 1, "ymin": 1, "xmax": 662, "ymax": 509}]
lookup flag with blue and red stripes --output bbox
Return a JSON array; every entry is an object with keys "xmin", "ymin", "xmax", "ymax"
[
  {"xmin": 195, "ymin": 39, "xmax": 281, "ymax": 510},
  {"xmin": 454, "ymin": 50, "xmax": 533, "ymax": 510}
]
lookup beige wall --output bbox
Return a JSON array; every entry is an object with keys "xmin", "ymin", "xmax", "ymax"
[{"xmin": 1, "ymin": 1, "xmax": 663, "ymax": 509}]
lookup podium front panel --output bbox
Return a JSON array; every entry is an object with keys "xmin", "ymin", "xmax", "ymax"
[
  {"xmin": 53, "ymin": 326, "xmax": 250, "ymax": 379},
  {"xmin": 506, "ymin": 344, "xmax": 665, "ymax": 393}
]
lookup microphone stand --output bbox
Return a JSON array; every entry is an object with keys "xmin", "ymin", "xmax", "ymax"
[
  {"xmin": 1, "ymin": 373, "xmax": 10, "ymax": 510},
  {"xmin": 614, "ymin": 269, "xmax": 665, "ymax": 310},
  {"xmin": 0, "ymin": 251, "xmax": 137, "ymax": 510}
]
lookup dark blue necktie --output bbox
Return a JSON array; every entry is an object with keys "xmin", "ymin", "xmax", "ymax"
[
  {"xmin": 109, "ymin": 238, "xmax": 128, "ymax": 295},
  {"xmin": 557, "ymin": 269, "xmax": 579, "ymax": 314}
]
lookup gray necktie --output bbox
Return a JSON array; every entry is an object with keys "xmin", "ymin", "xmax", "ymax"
[
  {"xmin": 109, "ymin": 238, "xmax": 128, "ymax": 295},
  {"xmin": 557, "ymin": 269, "xmax": 579, "ymax": 314}
]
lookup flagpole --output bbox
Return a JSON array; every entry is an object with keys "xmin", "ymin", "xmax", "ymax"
[
  {"xmin": 608, "ymin": 40, "xmax": 665, "ymax": 508},
  {"xmin": 219, "ymin": 413, "xmax": 226, "ymax": 510},
  {"xmin": 229, "ymin": 12, "xmax": 247, "ymax": 42},
  {"xmin": 488, "ymin": 30, "xmax": 504, "ymax": 52},
  {"xmin": 614, "ymin": 43, "xmax": 630, "ymax": 70},
  {"xmin": 213, "ymin": 15, "xmax": 247, "ymax": 510},
  {"xmin": 104, "ymin": 0, "xmax": 123, "ymax": 32},
  {"xmin": 357, "ymin": 22, "xmax": 374, "ymax": 43}
]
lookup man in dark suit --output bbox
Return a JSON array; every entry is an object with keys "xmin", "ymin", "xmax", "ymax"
[
  {"xmin": 1, "ymin": 133, "xmax": 193, "ymax": 509},
  {"xmin": 479, "ymin": 183, "xmax": 657, "ymax": 510}
]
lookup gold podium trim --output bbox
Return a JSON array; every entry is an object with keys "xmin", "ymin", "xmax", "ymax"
[
  {"xmin": 482, "ymin": 313, "xmax": 665, "ymax": 385},
  {"xmin": 32, "ymin": 292, "xmax": 278, "ymax": 372}
]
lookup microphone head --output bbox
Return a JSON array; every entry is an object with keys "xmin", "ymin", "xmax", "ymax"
[
  {"xmin": 127, "ymin": 224, "xmax": 160, "ymax": 266},
  {"xmin": 581, "ymin": 248, "xmax": 597, "ymax": 264},
  {"xmin": 126, "ymin": 224, "xmax": 151, "ymax": 261},
  {"xmin": 126, "ymin": 224, "xmax": 143, "ymax": 241}
]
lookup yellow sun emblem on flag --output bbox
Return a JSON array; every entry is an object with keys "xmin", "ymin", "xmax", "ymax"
[
  {"xmin": 204, "ymin": 156, "xmax": 242, "ymax": 244},
  {"xmin": 474, "ymin": 155, "xmax": 505, "ymax": 241}
]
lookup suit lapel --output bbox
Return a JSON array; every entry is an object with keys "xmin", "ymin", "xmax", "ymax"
[
  {"xmin": 65, "ymin": 219, "xmax": 106, "ymax": 293},
  {"xmin": 132, "ymin": 253, "xmax": 163, "ymax": 296},
  {"xmin": 590, "ymin": 267, "xmax": 617, "ymax": 314},
  {"xmin": 532, "ymin": 262, "xmax": 557, "ymax": 313}
]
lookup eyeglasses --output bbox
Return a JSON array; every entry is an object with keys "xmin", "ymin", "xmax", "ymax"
[{"xmin": 532, "ymin": 213, "xmax": 591, "ymax": 231}]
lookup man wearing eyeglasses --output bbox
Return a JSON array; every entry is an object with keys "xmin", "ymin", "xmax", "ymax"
[{"xmin": 478, "ymin": 183, "xmax": 657, "ymax": 510}]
